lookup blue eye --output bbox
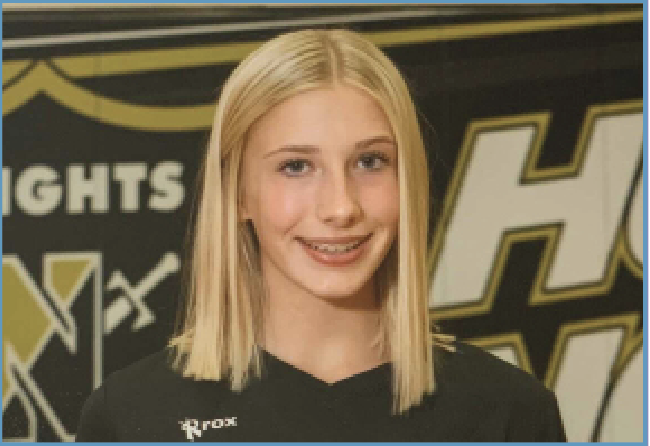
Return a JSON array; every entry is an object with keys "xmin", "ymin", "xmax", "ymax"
[
  {"xmin": 279, "ymin": 152, "xmax": 390, "ymax": 177},
  {"xmin": 279, "ymin": 159, "xmax": 310, "ymax": 176},
  {"xmin": 358, "ymin": 152, "xmax": 389, "ymax": 171}
]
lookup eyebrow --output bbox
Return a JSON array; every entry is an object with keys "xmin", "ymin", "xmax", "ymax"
[{"xmin": 262, "ymin": 135, "xmax": 396, "ymax": 159}]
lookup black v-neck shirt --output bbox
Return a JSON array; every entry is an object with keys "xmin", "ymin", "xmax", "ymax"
[{"xmin": 75, "ymin": 342, "xmax": 566, "ymax": 442}]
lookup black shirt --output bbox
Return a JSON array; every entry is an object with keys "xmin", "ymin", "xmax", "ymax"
[{"xmin": 76, "ymin": 342, "xmax": 566, "ymax": 442}]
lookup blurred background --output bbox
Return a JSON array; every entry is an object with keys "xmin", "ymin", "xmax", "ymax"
[{"xmin": 2, "ymin": 4, "xmax": 643, "ymax": 442}]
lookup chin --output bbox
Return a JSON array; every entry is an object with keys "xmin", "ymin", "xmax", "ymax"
[
  {"xmin": 304, "ymin": 276, "xmax": 374, "ymax": 301},
  {"xmin": 314, "ymin": 290, "xmax": 361, "ymax": 300}
]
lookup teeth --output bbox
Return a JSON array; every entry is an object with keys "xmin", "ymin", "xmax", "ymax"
[{"xmin": 304, "ymin": 239, "xmax": 364, "ymax": 254}]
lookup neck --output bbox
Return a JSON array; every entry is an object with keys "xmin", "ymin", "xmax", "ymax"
[{"xmin": 261, "ymin": 269, "xmax": 386, "ymax": 383}]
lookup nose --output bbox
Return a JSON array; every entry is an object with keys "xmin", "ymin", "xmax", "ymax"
[{"xmin": 316, "ymin": 167, "xmax": 361, "ymax": 227}]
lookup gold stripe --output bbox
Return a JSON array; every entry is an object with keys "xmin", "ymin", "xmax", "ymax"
[
  {"xmin": 2, "ymin": 60, "xmax": 32, "ymax": 86},
  {"xmin": 2, "ymin": 63, "xmax": 216, "ymax": 130},
  {"xmin": 367, "ymin": 9, "xmax": 642, "ymax": 47},
  {"xmin": 54, "ymin": 40, "xmax": 260, "ymax": 79},
  {"xmin": 8, "ymin": 8, "xmax": 640, "ymax": 79},
  {"xmin": 544, "ymin": 313, "xmax": 641, "ymax": 389},
  {"xmin": 2, "ymin": 10, "xmax": 642, "ymax": 127}
]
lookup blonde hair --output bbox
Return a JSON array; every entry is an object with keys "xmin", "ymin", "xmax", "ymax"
[{"xmin": 170, "ymin": 28, "xmax": 450, "ymax": 414}]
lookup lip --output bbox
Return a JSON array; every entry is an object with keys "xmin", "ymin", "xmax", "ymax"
[
  {"xmin": 300, "ymin": 234, "xmax": 371, "ymax": 244},
  {"xmin": 299, "ymin": 234, "xmax": 372, "ymax": 266}
]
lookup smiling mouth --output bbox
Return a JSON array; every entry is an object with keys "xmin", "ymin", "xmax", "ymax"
[{"xmin": 299, "ymin": 234, "xmax": 372, "ymax": 254}]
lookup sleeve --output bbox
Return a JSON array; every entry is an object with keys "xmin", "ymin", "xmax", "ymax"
[
  {"xmin": 75, "ymin": 385, "xmax": 117, "ymax": 442},
  {"xmin": 534, "ymin": 388, "xmax": 567, "ymax": 442},
  {"xmin": 507, "ymin": 385, "xmax": 567, "ymax": 442}
]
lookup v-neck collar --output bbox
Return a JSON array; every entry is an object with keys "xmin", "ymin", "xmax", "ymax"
[{"xmin": 260, "ymin": 348, "xmax": 392, "ymax": 396}]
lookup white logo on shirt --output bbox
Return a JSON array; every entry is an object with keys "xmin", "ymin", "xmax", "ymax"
[{"xmin": 179, "ymin": 417, "xmax": 238, "ymax": 441}]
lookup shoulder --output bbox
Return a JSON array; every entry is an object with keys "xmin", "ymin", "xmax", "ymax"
[
  {"xmin": 98, "ymin": 347, "xmax": 225, "ymax": 406},
  {"xmin": 76, "ymin": 349, "xmax": 175, "ymax": 438},
  {"xmin": 436, "ymin": 340, "xmax": 555, "ymax": 404},
  {"xmin": 76, "ymin": 348, "xmax": 220, "ymax": 441},
  {"xmin": 430, "ymin": 341, "xmax": 566, "ymax": 441},
  {"xmin": 438, "ymin": 341, "xmax": 545, "ymax": 394},
  {"xmin": 102, "ymin": 347, "xmax": 180, "ymax": 392}
]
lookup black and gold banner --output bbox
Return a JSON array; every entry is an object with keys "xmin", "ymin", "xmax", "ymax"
[{"xmin": 2, "ymin": 5, "xmax": 643, "ymax": 441}]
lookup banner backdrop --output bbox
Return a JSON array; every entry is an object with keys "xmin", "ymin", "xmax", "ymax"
[{"xmin": 2, "ymin": 5, "xmax": 643, "ymax": 442}]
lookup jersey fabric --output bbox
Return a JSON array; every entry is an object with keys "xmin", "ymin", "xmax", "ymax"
[{"xmin": 76, "ymin": 341, "xmax": 566, "ymax": 442}]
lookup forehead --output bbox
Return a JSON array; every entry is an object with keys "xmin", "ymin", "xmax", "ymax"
[{"xmin": 246, "ymin": 84, "xmax": 394, "ymax": 150}]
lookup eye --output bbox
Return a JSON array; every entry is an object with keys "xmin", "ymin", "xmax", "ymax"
[
  {"xmin": 279, "ymin": 159, "xmax": 310, "ymax": 177},
  {"xmin": 358, "ymin": 151, "xmax": 390, "ymax": 171}
]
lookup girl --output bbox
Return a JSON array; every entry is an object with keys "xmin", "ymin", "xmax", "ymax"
[{"xmin": 77, "ymin": 28, "xmax": 566, "ymax": 442}]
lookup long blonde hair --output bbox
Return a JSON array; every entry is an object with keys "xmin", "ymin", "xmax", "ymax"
[{"xmin": 170, "ymin": 28, "xmax": 447, "ymax": 414}]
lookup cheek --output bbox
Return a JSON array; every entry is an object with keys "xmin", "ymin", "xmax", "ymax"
[
  {"xmin": 259, "ymin": 177, "xmax": 308, "ymax": 233},
  {"xmin": 360, "ymin": 176, "xmax": 399, "ymax": 228}
]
